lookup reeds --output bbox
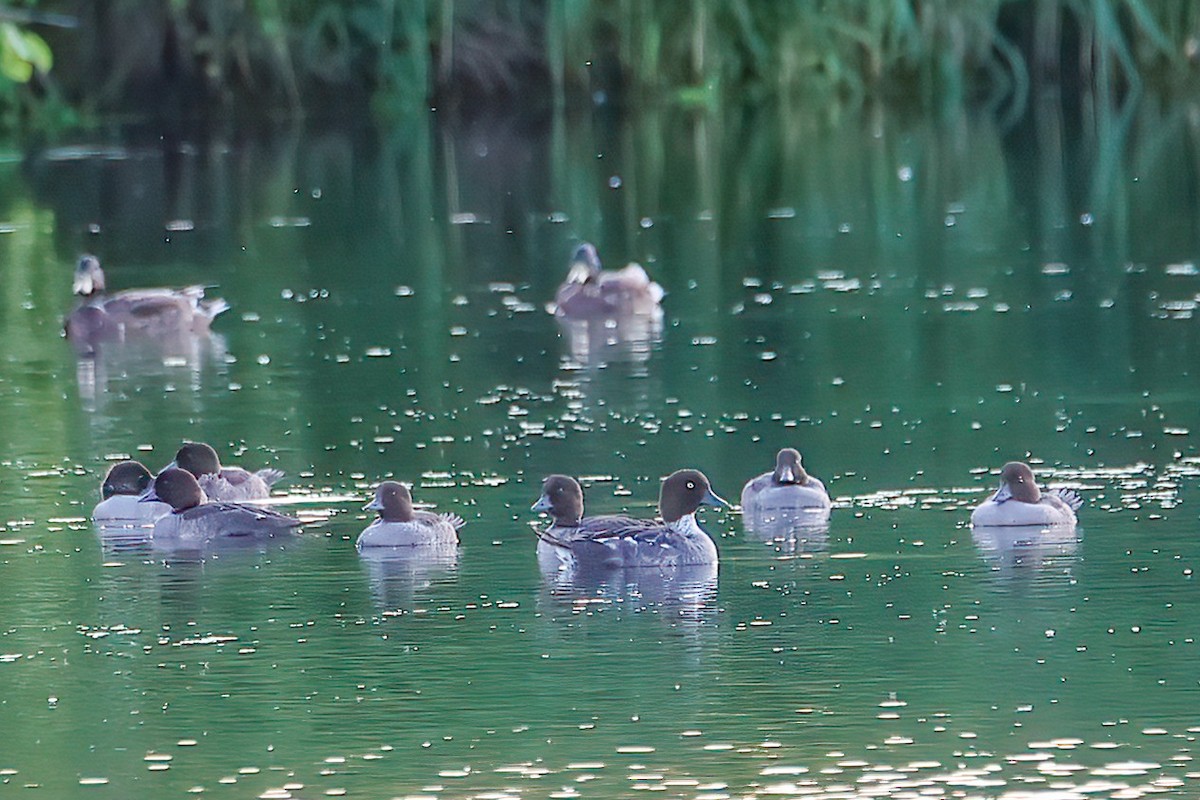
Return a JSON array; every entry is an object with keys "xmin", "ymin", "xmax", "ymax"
[{"xmin": 1, "ymin": 0, "xmax": 1197, "ymax": 127}]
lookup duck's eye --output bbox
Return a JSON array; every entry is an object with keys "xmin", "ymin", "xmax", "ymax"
[{"xmin": 686, "ymin": 481, "xmax": 696, "ymax": 490}]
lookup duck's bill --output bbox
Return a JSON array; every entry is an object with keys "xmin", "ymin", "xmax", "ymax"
[
  {"xmin": 160, "ymin": 460, "xmax": 178, "ymax": 474},
  {"xmin": 992, "ymin": 483, "xmax": 1013, "ymax": 504},
  {"xmin": 702, "ymin": 489, "xmax": 730, "ymax": 509},
  {"xmin": 531, "ymin": 495, "xmax": 552, "ymax": 513},
  {"xmin": 138, "ymin": 487, "xmax": 162, "ymax": 504},
  {"xmin": 363, "ymin": 498, "xmax": 384, "ymax": 512},
  {"xmin": 72, "ymin": 273, "xmax": 94, "ymax": 295}
]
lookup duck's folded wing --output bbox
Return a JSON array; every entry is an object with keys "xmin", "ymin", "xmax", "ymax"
[
  {"xmin": 585, "ymin": 516, "xmax": 663, "ymax": 539},
  {"xmin": 102, "ymin": 291, "xmax": 194, "ymax": 319},
  {"xmin": 569, "ymin": 522, "xmax": 677, "ymax": 567},
  {"xmin": 199, "ymin": 472, "xmax": 239, "ymax": 500},
  {"xmin": 537, "ymin": 514, "xmax": 652, "ymax": 547},
  {"xmin": 181, "ymin": 502, "xmax": 301, "ymax": 536}
]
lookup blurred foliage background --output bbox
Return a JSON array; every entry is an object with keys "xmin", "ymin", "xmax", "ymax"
[{"xmin": 0, "ymin": 0, "xmax": 1197, "ymax": 131}]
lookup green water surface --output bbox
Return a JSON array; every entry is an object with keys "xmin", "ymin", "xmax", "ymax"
[{"xmin": 2, "ymin": 97, "xmax": 1200, "ymax": 798}]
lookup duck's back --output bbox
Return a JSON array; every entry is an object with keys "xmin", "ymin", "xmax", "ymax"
[
  {"xmin": 556, "ymin": 266, "xmax": 663, "ymax": 319},
  {"xmin": 198, "ymin": 468, "xmax": 280, "ymax": 502},
  {"xmin": 93, "ymin": 287, "xmax": 227, "ymax": 334},
  {"xmin": 154, "ymin": 502, "xmax": 301, "ymax": 540},
  {"xmin": 552, "ymin": 518, "xmax": 717, "ymax": 568},
  {"xmin": 741, "ymin": 473, "xmax": 831, "ymax": 511},
  {"xmin": 971, "ymin": 491, "xmax": 1079, "ymax": 528}
]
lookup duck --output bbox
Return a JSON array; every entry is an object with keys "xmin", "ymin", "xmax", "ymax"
[
  {"xmin": 168, "ymin": 441, "xmax": 284, "ymax": 502},
  {"xmin": 92, "ymin": 460, "xmax": 170, "ymax": 524},
  {"xmin": 141, "ymin": 467, "xmax": 302, "ymax": 541},
  {"xmin": 970, "ymin": 461, "xmax": 1083, "ymax": 527},
  {"xmin": 64, "ymin": 254, "xmax": 229, "ymax": 352},
  {"xmin": 533, "ymin": 469, "xmax": 728, "ymax": 568},
  {"xmin": 357, "ymin": 481, "xmax": 464, "ymax": 548},
  {"xmin": 531, "ymin": 474, "xmax": 643, "ymax": 542},
  {"xmin": 552, "ymin": 242, "xmax": 664, "ymax": 319},
  {"xmin": 740, "ymin": 448, "xmax": 831, "ymax": 526}
]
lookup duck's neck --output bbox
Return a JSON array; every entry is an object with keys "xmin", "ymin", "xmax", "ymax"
[{"xmin": 665, "ymin": 514, "xmax": 705, "ymax": 536}]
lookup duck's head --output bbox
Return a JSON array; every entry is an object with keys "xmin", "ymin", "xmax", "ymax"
[
  {"xmin": 101, "ymin": 460, "xmax": 153, "ymax": 499},
  {"xmin": 73, "ymin": 255, "xmax": 105, "ymax": 297},
  {"xmin": 773, "ymin": 448, "xmax": 810, "ymax": 485},
  {"xmin": 531, "ymin": 474, "xmax": 583, "ymax": 526},
  {"xmin": 366, "ymin": 481, "xmax": 414, "ymax": 522},
  {"xmin": 660, "ymin": 469, "xmax": 728, "ymax": 523},
  {"xmin": 170, "ymin": 442, "xmax": 222, "ymax": 478},
  {"xmin": 995, "ymin": 461, "xmax": 1041, "ymax": 504},
  {"xmin": 566, "ymin": 242, "xmax": 603, "ymax": 284},
  {"xmin": 141, "ymin": 467, "xmax": 204, "ymax": 513}
]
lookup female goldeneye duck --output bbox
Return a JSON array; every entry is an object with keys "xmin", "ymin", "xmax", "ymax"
[
  {"xmin": 168, "ymin": 441, "xmax": 284, "ymax": 502},
  {"xmin": 92, "ymin": 460, "xmax": 170, "ymax": 523},
  {"xmin": 971, "ymin": 461, "xmax": 1083, "ymax": 527},
  {"xmin": 531, "ymin": 474, "xmax": 644, "ymax": 541},
  {"xmin": 64, "ymin": 254, "xmax": 229, "ymax": 353},
  {"xmin": 535, "ymin": 469, "xmax": 729, "ymax": 568},
  {"xmin": 357, "ymin": 481, "xmax": 464, "ymax": 548},
  {"xmin": 141, "ymin": 468, "xmax": 301, "ymax": 540},
  {"xmin": 552, "ymin": 242, "xmax": 664, "ymax": 319},
  {"xmin": 740, "ymin": 447, "xmax": 831, "ymax": 526}
]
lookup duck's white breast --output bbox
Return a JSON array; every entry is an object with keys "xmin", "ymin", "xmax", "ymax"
[
  {"xmin": 93, "ymin": 495, "xmax": 169, "ymax": 524},
  {"xmin": 357, "ymin": 519, "xmax": 456, "ymax": 548}
]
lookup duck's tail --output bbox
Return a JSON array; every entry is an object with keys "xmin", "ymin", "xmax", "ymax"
[
  {"xmin": 1050, "ymin": 487, "xmax": 1084, "ymax": 512},
  {"xmin": 439, "ymin": 513, "xmax": 466, "ymax": 531},
  {"xmin": 200, "ymin": 296, "xmax": 231, "ymax": 321},
  {"xmin": 256, "ymin": 468, "xmax": 286, "ymax": 487}
]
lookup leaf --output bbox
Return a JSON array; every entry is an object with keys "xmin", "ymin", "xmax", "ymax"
[
  {"xmin": 22, "ymin": 31, "xmax": 52, "ymax": 74},
  {"xmin": 0, "ymin": 25, "xmax": 33, "ymax": 83},
  {"xmin": 0, "ymin": 23, "xmax": 52, "ymax": 83}
]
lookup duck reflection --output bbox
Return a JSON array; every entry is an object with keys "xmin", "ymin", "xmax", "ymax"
[
  {"xmin": 971, "ymin": 524, "xmax": 1081, "ymax": 572},
  {"xmin": 358, "ymin": 545, "xmax": 460, "ymax": 610},
  {"xmin": 145, "ymin": 531, "xmax": 302, "ymax": 561},
  {"xmin": 74, "ymin": 330, "xmax": 229, "ymax": 412},
  {"xmin": 741, "ymin": 510, "xmax": 831, "ymax": 555},
  {"xmin": 93, "ymin": 521, "xmax": 155, "ymax": 551},
  {"xmin": 537, "ymin": 547, "xmax": 718, "ymax": 622},
  {"xmin": 555, "ymin": 311, "xmax": 663, "ymax": 366}
]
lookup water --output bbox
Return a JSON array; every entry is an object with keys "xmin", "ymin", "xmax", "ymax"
[{"xmin": 3, "ymin": 96, "xmax": 1200, "ymax": 797}]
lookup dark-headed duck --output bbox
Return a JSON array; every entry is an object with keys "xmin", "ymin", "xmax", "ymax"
[
  {"xmin": 552, "ymin": 242, "xmax": 664, "ymax": 319},
  {"xmin": 65, "ymin": 254, "xmax": 229, "ymax": 353},
  {"xmin": 534, "ymin": 469, "xmax": 727, "ymax": 568},
  {"xmin": 356, "ymin": 481, "xmax": 464, "ymax": 548},
  {"xmin": 92, "ymin": 460, "xmax": 170, "ymax": 524},
  {"xmin": 142, "ymin": 467, "xmax": 301, "ymax": 540},
  {"xmin": 168, "ymin": 442, "xmax": 283, "ymax": 502},
  {"xmin": 740, "ymin": 448, "xmax": 831, "ymax": 526},
  {"xmin": 971, "ymin": 461, "xmax": 1082, "ymax": 527}
]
